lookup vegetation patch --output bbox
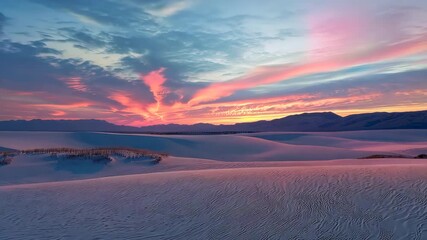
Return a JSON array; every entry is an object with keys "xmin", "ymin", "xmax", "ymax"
[
  {"xmin": 1, "ymin": 147, "xmax": 168, "ymax": 166},
  {"xmin": 0, "ymin": 152, "xmax": 15, "ymax": 165},
  {"xmin": 360, "ymin": 154, "xmax": 427, "ymax": 159},
  {"xmin": 415, "ymin": 154, "xmax": 427, "ymax": 159}
]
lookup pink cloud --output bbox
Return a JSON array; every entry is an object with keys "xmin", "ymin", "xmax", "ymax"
[
  {"xmin": 32, "ymin": 102, "xmax": 91, "ymax": 109},
  {"xmin": 109, "ymin": 92, "xmax": 151, "ymax": 119},
  {"xmin": 61, "ymin": 77, "xmax": 88, "ymax": 92},
  {"xmin": 308, "ymin": 8, "xmax": 370, "ymax": 58},
  {"xmin": 395, "ymin": 90, "xmax": 427, "ymax": 96},
  {"xmin": 51, "ymin": 110, "xmax": 66, "ymax": 116},
  {"xmin": 189, "ymin": 36, "xmax": 427, "ymax": 105},
  {"xmin": 140, "ymin": 68, "xmax": 169, "ymax": 119},
  {"xmin": 188, "ymin": 5, "xmax": 427, "ymax": 106},
  {"xmin": 168, "ymin": 92, "xmax": 383, "ymax": 125}
]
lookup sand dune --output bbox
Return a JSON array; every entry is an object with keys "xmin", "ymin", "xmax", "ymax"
[
  {"xmin": 248, "ymin": 130, "xmax": 427, "ymax": 154},
  {"xmin": 1, "ymin": 164, "xmax": 427, "ymax": 239},
  {"xmin": 1, "ymin": 151, "xmax": 425, "ymax": 186},
  {"xmin": 3, "ymin": 130, "xmax": 426, "ymax": 161},
  {"xmin": 1, "ymin": 130, "xmax": 426, "ymax": 239}
]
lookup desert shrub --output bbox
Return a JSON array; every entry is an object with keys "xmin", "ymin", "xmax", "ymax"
[
  {"xmin": 20, "ymin": 147, "xmax": 167, "ymax": 163},
  {"xmin": 360, "ymin": 154, "xmax": 409, "ymax": 159},
  {"xmin": 361, "ymin": 154, "xmax": 427, "ymax": 159},
  {"xmin": 415, "ymin": 154, "xmax": 427, "ymax": 159},
  {"xmin": 0, "ymin": 152, "xmax": 16, "ymax": 165}
]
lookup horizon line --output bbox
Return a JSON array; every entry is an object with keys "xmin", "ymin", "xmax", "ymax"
[{"xmin": 1, "ymin": 109, "xmax": 426, "ymax": 128}]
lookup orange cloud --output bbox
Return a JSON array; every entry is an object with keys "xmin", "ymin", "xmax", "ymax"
[
  {"xmin": 109, "ymin": 92, "xmax": 151, "ymax": 119},
  {"xmin": 150, "ymin": 90, "xmax": 385, "ymax": 125},
  {"xmin": 395, "ymin": 89, "xmax": 427, "ymax": 96},
  {"xmin": 32, "ymin": 102, "xmax": 91, "ymax": 109},
  {"xmin": 61, "ymin": 77, "xmax": 88, "ymax": 92},
  {"xmin": 190, "ymin": 36, "xmax": 427, "ymax": 105},
  {"xmin": 184, "ymin": 93, "xmax": 382, "ymax": 124},
  {"xmin": 140, "ymin": 68, "xmax": 169, "ymax": 119},
  {"xmin": 133, "ymin": 68, "xmax": 178, "ymax": 124},
  {"xmin": 51, "ymin": 110, "xmax": 66, "ymax": 116}
]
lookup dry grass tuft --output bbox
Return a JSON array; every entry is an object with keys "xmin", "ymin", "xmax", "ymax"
[
  {"xmin": 0, "ymin": 152, "xmax": 17, "ymax": 165},
  {"xmin": 1, "ymin": 147, "xmax": 168, "ymax": 165},
  {"xmin": 361, "ymin": 153, "xmax": 427, "ymax": 159},
  {"xmin": 22, "ymin": 147, "xmax": 168, "ymax": 163}
]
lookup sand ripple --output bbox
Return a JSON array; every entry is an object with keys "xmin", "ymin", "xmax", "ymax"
[{"xmin": 1, "ymin": 164, "xmax": 427, "ymax": 239}]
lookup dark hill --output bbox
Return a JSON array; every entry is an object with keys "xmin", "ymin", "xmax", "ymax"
[{"xmin": 0, "ymin": 110, "xmax": 426, "ymax": 132}]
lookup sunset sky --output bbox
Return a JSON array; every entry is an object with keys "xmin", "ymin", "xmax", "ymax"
[{"xmin": 0, "ymin": 0, "xmax": 427, "ymax": 126}]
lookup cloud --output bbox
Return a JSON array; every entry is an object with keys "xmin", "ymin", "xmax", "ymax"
[
  {"xmin": 1, "ymin": 36, "xmax": 427, "ymax": 126},
  {"xmin": 61, "ymin": 77, "xmax": 88, "ymax": 92},
  {"xmin": 57, "ymin": 27, "xmax": 107, "ymax": 49},
  {"xmin": 1, "ymin": 1, "xmax": 427, "ymax": 126},
  {"xmin": 68, "ymin": 12, "xmax": 103, "ymax": 26},
  {"xmin": 31, "ymin": 0, "xmax": 157, "ymax": 27},
  {"xmin": 0, "ymin": 39, "xmax": 156, "ymax": 124},
  {"xmin": 108, "ymin": 91, "xmax": 151, "ymax": 121},
  {"xmin": 0, "ymin": 12, "xmax": 6, "ymax": 34},
  {"xmin": 108, "ymin": 29, "xmax": 246, "ymax": 103},
  {"xmin": 145, "ymin": 0, "xmax": 192, "ymax": 17},
  {"xmin": 169, "ymin": 69, "xmax": 427, "ymax": 124},
  {"xmin": 184, "ymin": 2, "xmax": 427, "ymax": 105},
  {"xmin": 140, "ymin": 68, "xmax": 168, "ymax": 117},
  {"xmin": 189, "ymin": 35, "xmax": 427, "ymax": 105}
]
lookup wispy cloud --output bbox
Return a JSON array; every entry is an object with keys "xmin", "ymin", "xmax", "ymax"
[
  {"xmin": 190, "ymin": 36, "xmax": 427, "ymax": 105},
  {"xmin": 61, "ymin": 77, "xmax": 88, "ymax": 92},
  {"xmin": 0, "ymin": 12, "xmax": 7, "ymax": 34},
  {"xmin": 146, "ymin": 0, "xmax": 192, "ymax": 17},
  {"xmin": 0, "ymin": 0, "xmax": 426, "ymax": 126},
  {"xmin": 140, "ymin": 68, "xmax": 169, "ymax": 119}
]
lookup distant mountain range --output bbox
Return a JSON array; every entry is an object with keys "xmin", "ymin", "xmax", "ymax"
[{"xmin": 0, "ymin": 110, "xmax": 426, "ymax": 133}]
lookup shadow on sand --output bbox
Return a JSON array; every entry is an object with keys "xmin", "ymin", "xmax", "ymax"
[{"xmin": 54, "ymin": 157, "xmax": 110, "ymax": 174}]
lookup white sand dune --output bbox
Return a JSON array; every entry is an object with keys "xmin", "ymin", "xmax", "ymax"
[
  {"xmin": 0, "ymin": 153, "xmax": 221, "ymax": 186},
  {"xmin": 1, "ymin": 152, "xmax": 424, "ymax": 186},
  {"xmin": 1, "ymin": 163, "xmax": 427, "ymax": 239},
  {"xmin": 1, "ymin": 129, "xmax": 427, "ymax": 239},
  {"xmin": 3, "ymin": 130, "xmax": 426, "ymax": 161},
  {"xmin": 248, "ymin": 130, "xmax": 427, "ymax": 155}
]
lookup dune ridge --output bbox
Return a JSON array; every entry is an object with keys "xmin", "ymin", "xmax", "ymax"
[{"xmin": 1, "ymin": 129, "xmax": 427, "ymax": 239}]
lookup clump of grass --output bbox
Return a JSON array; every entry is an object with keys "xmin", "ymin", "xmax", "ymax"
[
  {"xmin": 360, "ymin": 153, "xmax": 427, "ymax": 159},
  {"xmin": 21, "ymin": 147, "xmax": 167, "ymax": 164},
  {"xmin": 0, "ymin": 151, "xmax": 17, "ymax": 165},
  {"xmin": 360, "ymin": 154, "xmax": 409, "ymax": 159}
]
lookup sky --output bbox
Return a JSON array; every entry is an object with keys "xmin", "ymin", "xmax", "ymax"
[{"xmin": 0, "ymin": 0, "xmax": 426, "ymax": 126}]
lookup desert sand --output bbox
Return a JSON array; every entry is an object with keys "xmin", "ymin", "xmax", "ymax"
[{"xmin": 1, "ymin": 130, "xmax": 427, "ymax": 239}]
